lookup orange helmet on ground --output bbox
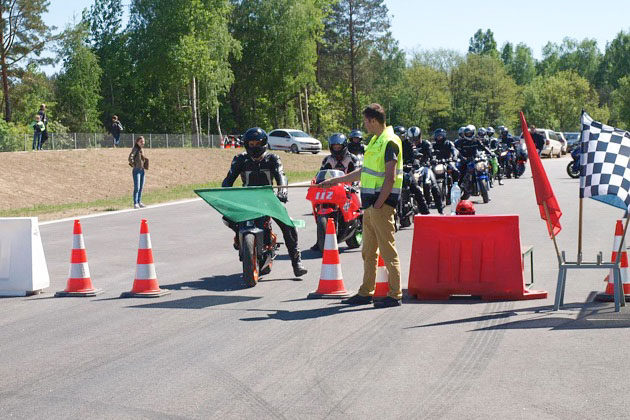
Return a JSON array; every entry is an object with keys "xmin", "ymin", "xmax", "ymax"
[{"xmin": 456, "ymin": 200, "xmax": 475, "ymax": 215}]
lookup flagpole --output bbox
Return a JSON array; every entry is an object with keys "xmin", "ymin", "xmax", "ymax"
[
  {"xmin": 543, "ymin": 202, "xmax": 562, "ymax": 263},
  {"xmin": 578, "ymin": 198, "xmax": 584, "ymax": 263}
]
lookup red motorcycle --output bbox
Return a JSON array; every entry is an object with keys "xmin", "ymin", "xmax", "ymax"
[{"xmin": 306, "ymin": 170, "xmax": 363, "ymax": 253}]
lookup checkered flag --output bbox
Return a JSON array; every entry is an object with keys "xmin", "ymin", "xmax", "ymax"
[{"xmin": 581, "ymin": 111, "xmax": 630, "ymax": 210}]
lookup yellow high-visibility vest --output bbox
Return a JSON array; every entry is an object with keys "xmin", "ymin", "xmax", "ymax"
[{"xmin": 360, "ymin": 125, "xmax": 403, "ymax": 207}]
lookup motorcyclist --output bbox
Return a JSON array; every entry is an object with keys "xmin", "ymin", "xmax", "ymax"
[
  {"xmin": 395, "ymin": 126, "xmax": 429, "ymax": 215},
  {"xmin": 456, "ymin": 124, "xmax": 492, "ymax": 183},
  {"xmin": 347, "ymin": 129, "xmax": 365, "ymax": 156},
  {"xmin": 432, "ymin": 128, "xmax": 459, "ymax": 180},
  {"xmin": 222, "ymin": 127, "xmax": 307, "ymax": 277},
  {"xmin": 477, "ymin": 127, "xmax": 489, "ymax": 147},
  {"xmin": 486, "ymin": 126, "xmax": 503, "ymax": 185},
  {"xmin": 454, "ymin": 126, "xmax": 465, "ymax": 150},
  {"xmin": 498, "ymin": 126, "xmax": 520, "ymax": 179},
  {"xmin": 320, "ymin": 133, "xmax": 360, "ymax": 173},
  {"xmin": 408, "ymin": 126, "xmax": 443, "ymax": 214},
  {"xmin": 486, "ymin": 126, "xmax": 499, "ymax": 150}
]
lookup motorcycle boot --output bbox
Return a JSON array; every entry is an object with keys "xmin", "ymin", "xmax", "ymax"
[{"xmin": 291, "ymin": 251, "xmax": 308, "ymax": 277}]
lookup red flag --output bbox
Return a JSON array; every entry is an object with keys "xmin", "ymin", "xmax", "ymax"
[{"xmin": 519, "ymin": 112, "xmax": 562, "ymax": 237}]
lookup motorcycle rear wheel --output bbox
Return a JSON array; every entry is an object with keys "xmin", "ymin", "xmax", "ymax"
[
  {"xmin": 567, "ymin": 162, "xmax": 580, "ymax": 179},
  {"xmin": 242, "ymin": 234, "xmax": 259, "ymax": 287}
]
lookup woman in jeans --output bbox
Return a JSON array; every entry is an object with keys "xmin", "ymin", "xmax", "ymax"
[{"xmin": 128, "ymin": 136, "xmax": 149, "ymax": 209}]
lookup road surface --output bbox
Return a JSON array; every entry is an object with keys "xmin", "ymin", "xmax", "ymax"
[{"xmin": 1, "ymin": 156, "xmax": 629, "ymax": 419}]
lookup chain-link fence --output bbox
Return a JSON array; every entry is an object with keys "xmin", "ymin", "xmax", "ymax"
[{"xmin": 0, "ymin": 132, "xmax": 227, "ymax": 152}]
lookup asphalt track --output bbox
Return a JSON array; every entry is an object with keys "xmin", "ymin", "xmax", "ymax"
[{"xmin": 2, "ymin": 156, "xmax": 630, "ymax": 419}]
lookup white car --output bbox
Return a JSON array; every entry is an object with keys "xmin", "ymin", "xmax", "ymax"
[
  {"xmin": 267, "ymin": 129, "xmax": 322, "ymax": 154},
  {"xmin": 539, "ymin": 129, "xmax": 563, "ymax": 158},
  {"xmin": 555, "ymin": 132, "xmax": 568, "ymax": 155}
]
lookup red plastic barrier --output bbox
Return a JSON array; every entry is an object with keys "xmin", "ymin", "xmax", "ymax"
[{"xmin": 407, "ymin": 215, "xmax": 547, "ymax": 301}]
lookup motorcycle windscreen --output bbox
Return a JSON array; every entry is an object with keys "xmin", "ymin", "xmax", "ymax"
[
  {"xmin": 315, "ymin": 169, "xmax": 345, "ymax": 184},
  {"xmin": 195, "ymin": 186, "xmax": 295, "ymax": 228}
]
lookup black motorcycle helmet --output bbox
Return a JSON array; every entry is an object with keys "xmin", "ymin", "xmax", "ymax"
[
  {"xmin": 458, "ymin": 126, "xmax": 465, "ymax": 138},
  {"xmin": 242, "ymin": 127, "xmax": 268, "ymax": 158},
  {"xmin": 349, "ymin": 129, "xmax": 363, "ymax": 141},
  {"xmin": 477, "ymin": 127, "xmax": 487, "ymax": 138},
  {"xmin": 486, "ymin": 126, "xmax": 495, "ymax": 137},
  {"xmin": 328, "ymin": 133, "xmax": 348, "ymax": 159},
  {"xmin": 394, "ymin": 126, "xmax": 406, "ymax": 140},
  {"xmin": 433, "ymin": 128, "xmax": 447, "ymax": 143},
  {"xmin": 500, "ymin": 126, "xmax": 509, "ymax": 138}
]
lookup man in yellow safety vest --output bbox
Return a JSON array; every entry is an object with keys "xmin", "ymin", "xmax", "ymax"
[{"xmin": 319, "ymin": 103, "xmax": 403, "ymax": 308}]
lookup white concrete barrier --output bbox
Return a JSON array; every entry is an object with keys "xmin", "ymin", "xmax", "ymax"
[{"xmin": 0, "ymin": 218, "xmax": 50, "ymax": 296}]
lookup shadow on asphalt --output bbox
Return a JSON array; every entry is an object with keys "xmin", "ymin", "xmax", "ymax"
[
  {"xmin": 163, "ymin": 275, "xmax": 247, "ymax": 291},
  {"xmin": 240, "ymin": 305, "xmax": 373, "ymax": 321},
  {"xmin": 405, "ymin": 292, "xmax": 630, "ymax": 331},
  {"xmin": 127, "ymin": 295, "xmax": 261, "ymax": 309}
]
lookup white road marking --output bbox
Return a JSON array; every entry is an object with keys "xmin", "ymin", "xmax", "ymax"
[{"xmin": 39, "ymin": 181, "xmax": 313, "ymax": 226}]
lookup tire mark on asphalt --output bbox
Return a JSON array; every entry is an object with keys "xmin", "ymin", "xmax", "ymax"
[
  {"xmin": 411, "ymin": 301, "xmax": 514, "ymax": 419},
  {"xmin": 319, "ymin": 304, "xmax": 449, "ymax": 418}
]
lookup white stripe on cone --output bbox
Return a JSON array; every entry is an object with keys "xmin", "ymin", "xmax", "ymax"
[
  {"xmin": 138, "ymin": 233, "xmax": 152, "ymax": 250},
  {"xmin": 69, "ymin": 262, "xmax": 90, "ymax": 279},
  {"xmin": 73, "ymin": 234, "xmax": 85, "ymax": 250},
  {"xmin": 320, "ymin": 263, "xmax": 342, "ymax": 281},
  {"xmin": 324, "ymin": 233, "xmax": 338, "ymax": 251},
  {"xmin": 136, "ymin": 263, "xmax": 157, "ymax": 280},
  {"xmin": 376, "ymin": 262, "xmax": 388, "ymax": 284}
]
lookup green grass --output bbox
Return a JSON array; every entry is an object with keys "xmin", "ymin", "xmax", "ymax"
[{"xmin": 0, "ymin": 170, "xmax": 317, "ymax": 218}]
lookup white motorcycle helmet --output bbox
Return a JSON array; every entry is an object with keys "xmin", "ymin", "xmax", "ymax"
[{"xmin": 463, "ymin": 124, "xmax": 476, "ymax": 140}]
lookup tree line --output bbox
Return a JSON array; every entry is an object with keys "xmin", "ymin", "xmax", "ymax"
[{"xmin": 1, "ymin": 0, "xmax": 630, "ymax": 152}]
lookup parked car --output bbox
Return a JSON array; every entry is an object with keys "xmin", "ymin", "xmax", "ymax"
[
  {"xmin": 267, "ymin": 129, "xmax": 322, "ymax": 154},
  {"xmin": 555, "ymin": 131, "xmax": 568, "ymax": 155},
  {"xmin": 538, "ymin": 129, "xmax": 563, "ymax": 158},
  {"xmin": 564, "ymin": 132, "xmax": 581, "ymax": 152}
]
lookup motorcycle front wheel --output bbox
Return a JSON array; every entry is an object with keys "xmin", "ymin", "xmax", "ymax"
[
  {"xmin": 346, "ymin": 229, "xmax": 362, "ymax": 249},
  {"xmin": 480, "ymin": 179, "xmax": 490, "ymax": 203},
  {"xmin": 567, "ymin": 162, "xmax": 580, "ymax": 179},
  {"xmin": 316, "ymin": 215, "xmax": 329, "ymax": 253},
  {"xmin": 241, "ymin": 234, "xmax": 259, "ymax": 287}
]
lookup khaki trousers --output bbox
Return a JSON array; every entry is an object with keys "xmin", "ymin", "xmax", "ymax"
[{"xmin": 358, "ymin": 204, "xmax": 402, "ymax": 300}]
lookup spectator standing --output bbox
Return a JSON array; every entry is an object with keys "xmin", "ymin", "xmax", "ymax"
[
  {"xmin": 110, "ymin": 115, "xmax": 123, "ymax": 147},
  {"xmin": 128, "ymin": 136, "xmax": 149, "ymax": 209},
  {"xmin": 32, "ymin": 115, "xmax": 45, "ymax": 150},
  {"xmin": 37, "ymin": 104, "xmax": 48, "ymax": 147},
  {"xmin": 530, "ymin": 125, "xmax": 545, "ymax": 156}
]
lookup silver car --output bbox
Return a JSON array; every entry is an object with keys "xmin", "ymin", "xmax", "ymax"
[{"xmin": 267, "ymin": 129, "xmax": 322, "ymax": 154}]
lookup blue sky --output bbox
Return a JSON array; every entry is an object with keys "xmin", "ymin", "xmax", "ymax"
[{"xmin": 43, "ymin": 0, "xmax": 630, "ymax": 72}]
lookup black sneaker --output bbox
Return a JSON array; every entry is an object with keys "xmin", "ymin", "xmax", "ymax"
[
  {"xmin": 341, "ymin": 294, "xmax": 373, "ymax": 305},
  {"xmin": 373, "ymin": 296, "xmax": 402, "ymax": 308}
]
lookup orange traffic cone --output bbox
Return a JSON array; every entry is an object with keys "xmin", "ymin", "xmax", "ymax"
[
  {"xmin": 120, "ymin": 219, "xmax": 170, "ymax": 298},
  {"xmin": 307, "ymin": 218, "xmax": 351, "ymax": 299},
  {"xmin": 55, "ymin": 220, "xmax": 103, "ymax": 297},
  {"xmin": 373, "ymin": 253, "xmax": 389, "ymax": 298},
  {"xmin": 596, "ymin": 219, "xmax": 630, "ymax": 302}
]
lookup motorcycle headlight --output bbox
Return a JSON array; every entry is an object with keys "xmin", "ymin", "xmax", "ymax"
[
  {"xmin": 475, "ymin": 161, "xmax": 486, "ymax": 171},
  {"xmin": 434, "ymin": 164, "xmax": 445, "ymax": 175}
]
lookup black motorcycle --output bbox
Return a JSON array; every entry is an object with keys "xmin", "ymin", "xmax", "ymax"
[
  {"xmin": 432, "ymin": 159, "xmax": 453, "ymax": 206},
  {"xmin": 396, "ymin": 165, "xmax": 419, "ymax": 229},
  {"xmin": 567, "ymin": 147, "xmax": 580, "ymax": 178},
  {"xmin": 232, "ymin": 216, "xmax": 280, "ymax": 287},
  {"xmin": 460, "ymin": 152, "xmax": 491, "ymax": 204}
]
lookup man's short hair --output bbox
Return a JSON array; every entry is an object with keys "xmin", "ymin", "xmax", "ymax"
[{"xmin": 362, "ymin": 103, "xmax": 386, "ymax": 124}]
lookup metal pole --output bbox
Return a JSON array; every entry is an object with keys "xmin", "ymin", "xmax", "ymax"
[
  {"xmin": 149, "ymin": 133, "xmax": 152, "ymax": 148},
  {"xmin": 577, "ymin": 198, "xmax": 584, "ymax": 263},
  {"xmin": 166, "ymin": 133, "xmax": 169, "ymax": 148},
  {"xmin": 542, "ymin": 202, "xmax": 562, "ymax": 264},
  {"xmin": 132, "ymin": 133, "xmax": 135, "ymax": 147},
  {"xmin": 182, "ymin": 134, "xmax": 184, "ymax": 148},
  {"xmin": 74, "ymin": 133, "xmax": 77, "ymax": 149},
  {"xmin": 51, "ymin": 132, "xmax": 55, "ymax": 150},
  {"xmin": 24, "ymin": 133, "xmax": 27, "ymax": 151},
  {"xmin": 94, "ymin": 133, "xmax": 97, "ymax": 148}
]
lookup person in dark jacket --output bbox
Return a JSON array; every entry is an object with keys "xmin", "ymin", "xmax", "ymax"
[
  {"xmin": 222, "ymin": 127, "xmax": 307, "ymax": 277},
  {"xmin": 320, "ymin": 133, "xmax": 360, "ymax": 173},
  {"xmin": 529, "ymin": 125, "xmax": 545, "ymax": 155},
  {"xmin": 110, "ymin": 115, "xmax": 123, "ymax": 147},
  {"xmin": 37, "ymin": 104, "xmax": 48, "ymax": 146},
  {"xmin": 128, "ymin": 136, "xmax": 149, "ymax": 208},
  {"xmin": 347, "ymin": 129, "xmax": 365, "ymax": 156}
]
